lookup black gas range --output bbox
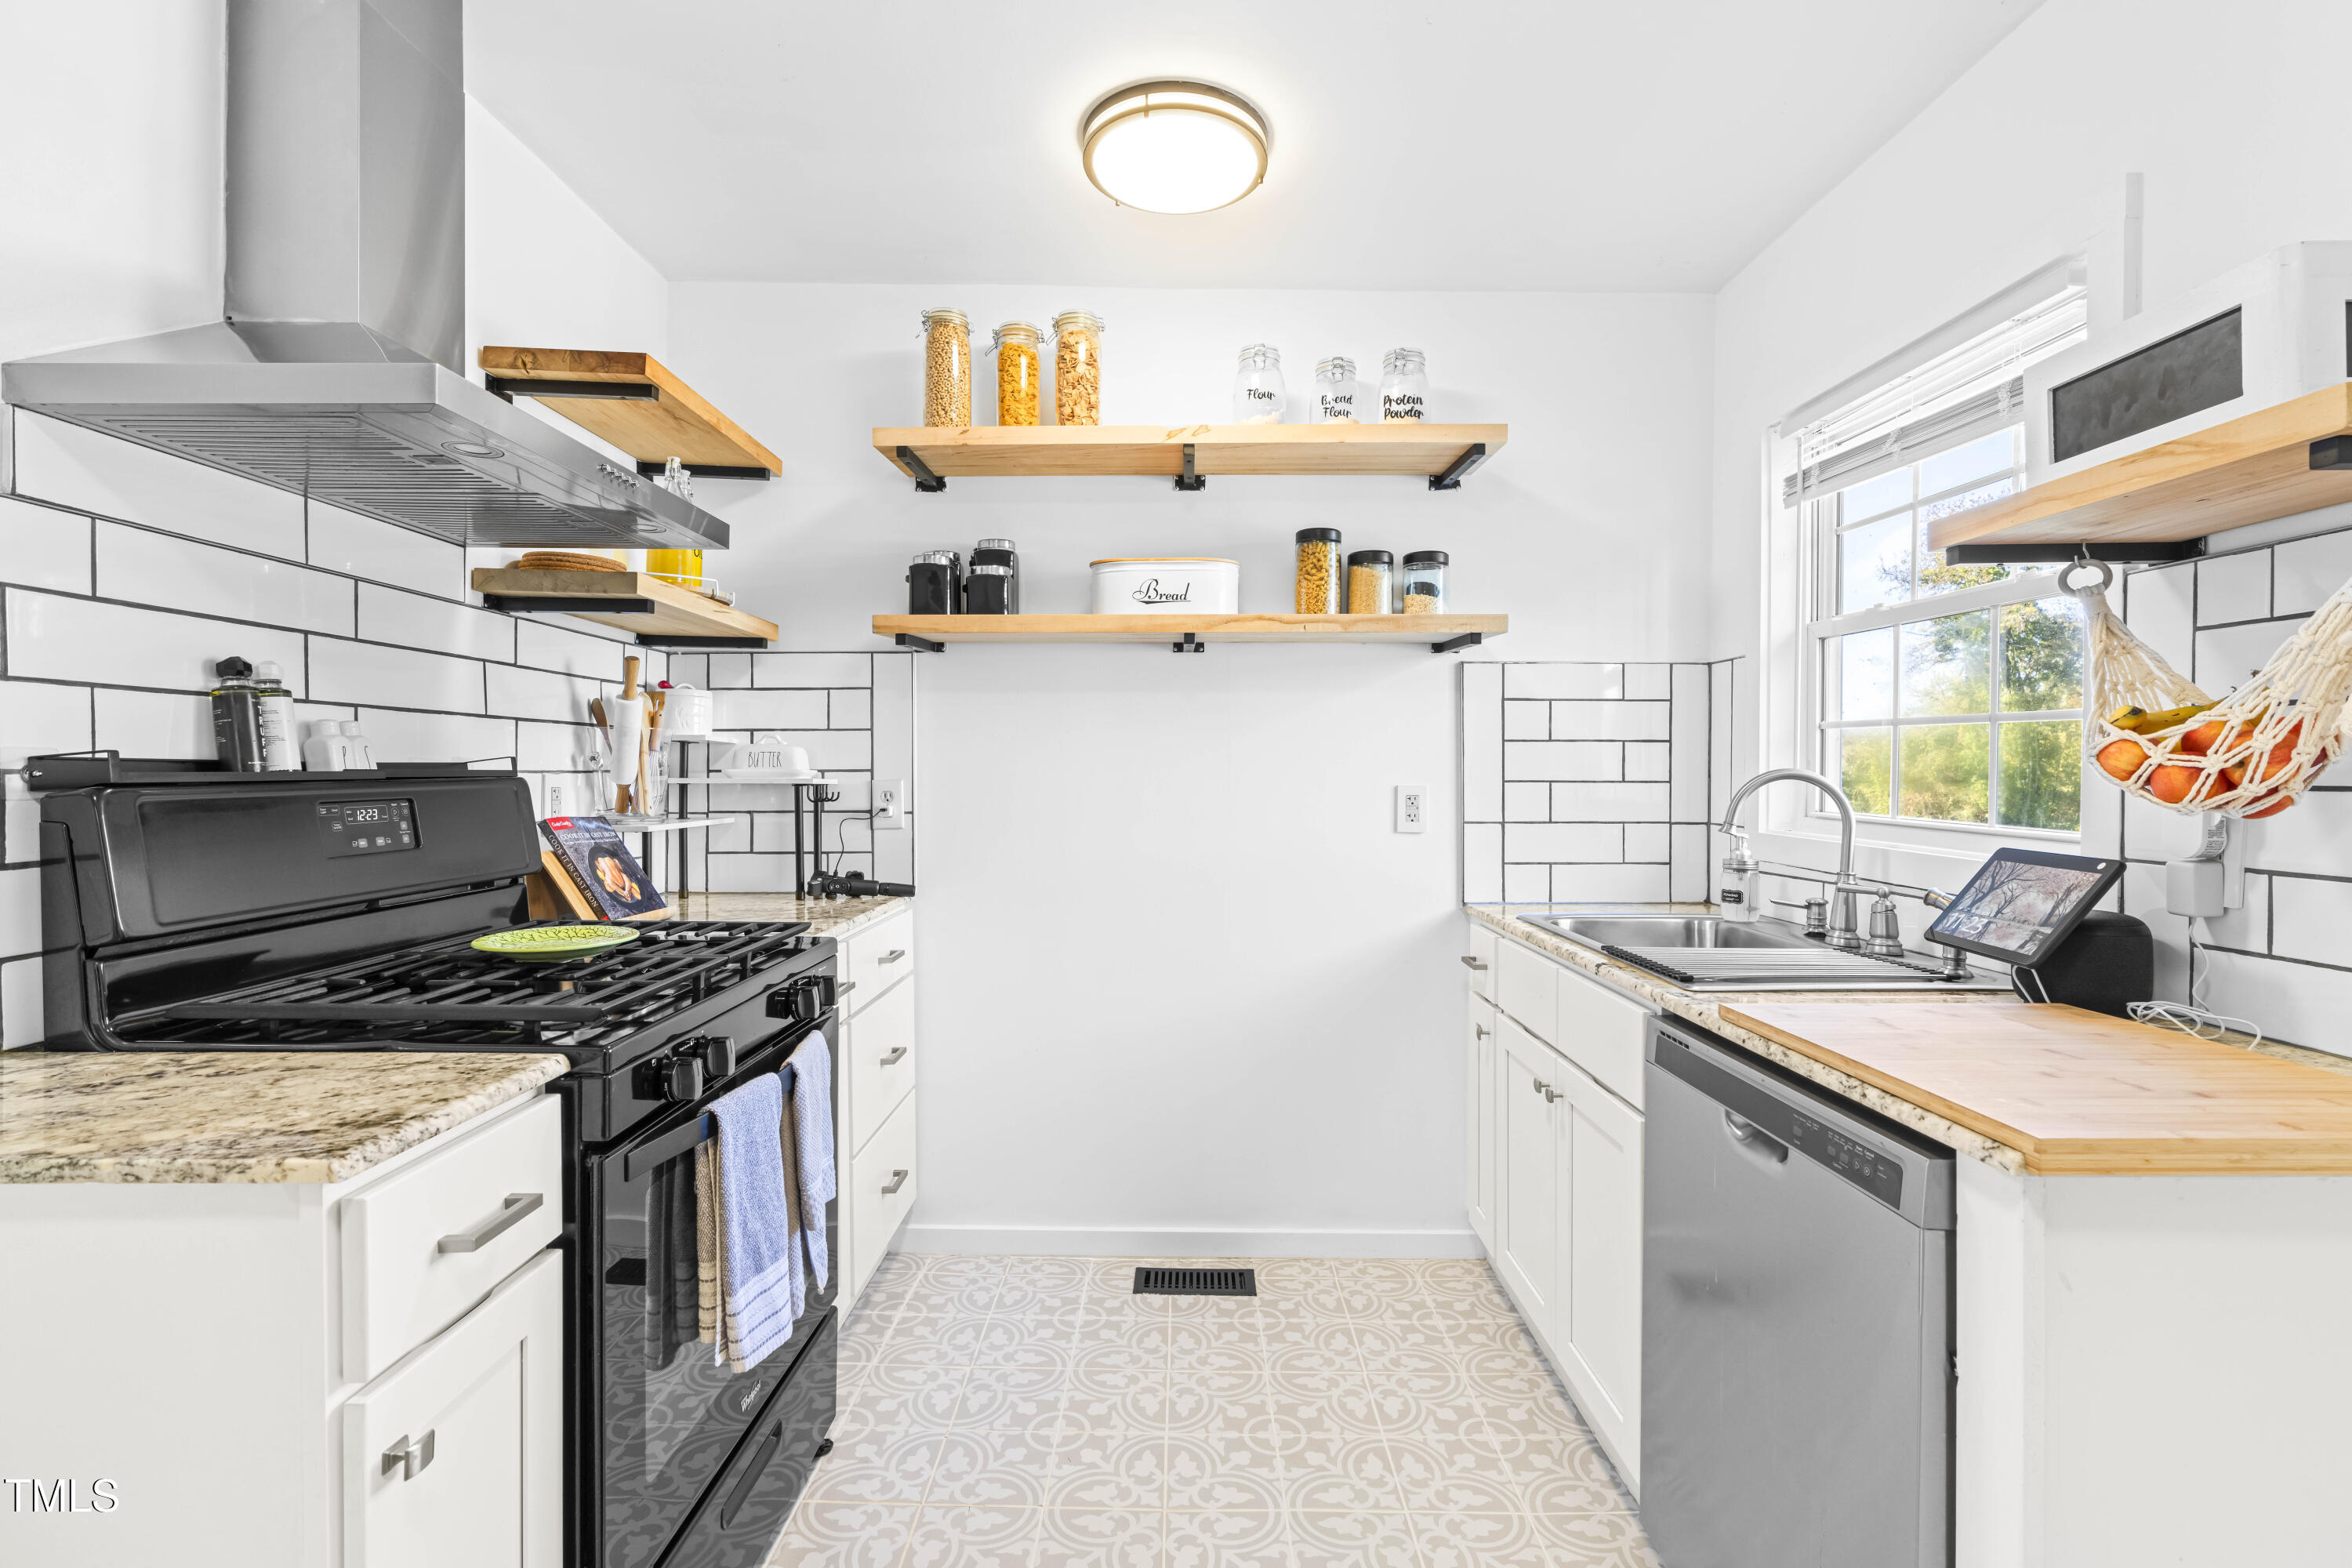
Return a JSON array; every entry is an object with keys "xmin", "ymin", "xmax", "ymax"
[{"xmin": 37, "ymin": 766, "xmax": 839, "ymax": 1568}]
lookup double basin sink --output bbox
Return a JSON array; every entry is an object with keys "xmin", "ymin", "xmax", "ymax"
[{"xmin": 1515, "ymin": 912, "xmax": 2009, "ymax": 991}]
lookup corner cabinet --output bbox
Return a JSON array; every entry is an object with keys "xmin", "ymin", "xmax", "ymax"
[
  {"xmin": 833, "ymin": 905, "xmax": 919, "ymax": 1312},
  {"xmin": 1465, "ymin": 916, "xmax": 1650, "ymax": 1494}
]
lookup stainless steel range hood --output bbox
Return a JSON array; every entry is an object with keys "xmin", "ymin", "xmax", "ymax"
[{"xmin": 2, "ymin": 0, "xmax": 729, "ymax": 553}]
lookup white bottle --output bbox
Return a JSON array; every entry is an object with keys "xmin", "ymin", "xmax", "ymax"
[
  {"xmin": 1719, "ymin": 830, "xmax": 1760, "ymax": 923},
  {"xmin": 340, "ymin": 720, "xmax": 375, "ymax": 770},
  {"xmin": 301, "ymin": 720, "xmax": 350, "ymax": 772}
]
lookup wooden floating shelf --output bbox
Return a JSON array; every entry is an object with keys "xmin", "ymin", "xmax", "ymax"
[
  {"xmin": 1929, "ymin": 382, "xmax": 2352, "ymax": 555},
  {"xmin": 480, "ymin": 347, "xmax": 782, "ymax": 479},
  {"xmin": 474, "ymin": 568, "xmax": 779, "ymax": 648},
  {"xmin": 871, "ymin": 423, "xmax": 1507, "ymax": 490},
  {"xmin": 873, "ymin": 612, "xmax": 1506, "ymax": 652}
]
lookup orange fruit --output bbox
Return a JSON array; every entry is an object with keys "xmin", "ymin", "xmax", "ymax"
[
  {"xmin": 2243, "ymin": 793, "xmax": 2295, "ymax": 819},
  {"xmin": 2096, "ymin": 739, "xmax": 2150, "ymax": 782},
  {"xmin": 2181, "ymin": 719, "xmax": 2227, "ymax": 756},
  {"xmin": 2147, "ymin": 764, "xmax": 2211, "ymax": 804}
]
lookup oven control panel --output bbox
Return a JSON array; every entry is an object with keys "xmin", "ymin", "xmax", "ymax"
[{"xmin": 318, "ymin": 798, "xmax": 418, "ymax": 857}]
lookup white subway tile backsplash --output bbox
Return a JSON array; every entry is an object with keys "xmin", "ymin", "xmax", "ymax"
[
  {"xmin": 13, "ymin": 412, "xmax": 304, "ymax": 559},
  {"xmin": 750, "ymin": 729, "xmax": 871, "ymax": 771},
  {"xmin": 1624, "ymin": 663, "xmax": 1671, "ymax": 701},
  {"xmin": 2119, "ymin": 862, "xmax": 2194, "ymax": 1000},
  {"xmin": 1550, "ymin": 701, "xmax": 1668, "ymax": 740},
  {"xmin": 1552, "ymin": 782, "xmax": 1669, "ymax": 821},
  {"xmin": 704, "ymin": 852, "xmax": 797, "ymax": 893},
  {"xmin": 704, "ymin": 814, "xmax": 752, "ymax": 853},
  {"xmin": 1, "ymin": 956, "xmax": 41, "ymax": 1047},
  {"xmin": 96, "ymin": 522, "xmax": 354, "ymax": 635},
  {"xmin": 2196, "ymin": 551, "xmax": 2270, "ymax": 626},
  {"xmin": 1504, "ymin": 663, "xmax": 1621, "ymax": 701},
  {"xmin": 2198, "ymin": 949, "xmax": 2352, "ymax": 1058},
  {"xmin": 1669, "ymin": 823, "xmax": 1711, "ymax": 902},
  {"xmin": 1501, "ymin": 700, "xmax": 1549, "ymax": 741},
  {"xmin": 2204, "ymin": 871, "xmax": 2269, "ymax": 953},
  {"xmin": 0, "ymin": 498, "xmax": 91, "ymax": 593},
  {"xmin": 5, "ymin": 588, "xmax": 307, "ymax": 694},
  {"xmin": 516, "ymin": 719, "xmax": 601, "ymax": 771},
  {"xmin": 667, "ymin": 654, "xmax": 710, "ymax": 688},
  {"xmin": 354, "ymin": 708, "xmax": 517, "ymax": 766},
  {"xmin": 716, "ymin": 688, "xmax": 829, "ymax": 731},
  {"xmin": 2274, "ymin": 529, "xmax": 2352, "ymax": 617},
  {"xmin": 2241, "ymin": 789, "xmax": 2352, "ymax": 879},
  {"xmin": 485, "ymin": 663, "xmax": 601, "ymax": 724},
  {"xmin": 1624, "ymin": 742, "xmax": 1671, "ymax": 782},
  {"xmin": 0, "ymin": 680, "xmax": 91, "ymax": 767},
  {"xmin": 1503, "ymin": 782, "xmax": 1550, "ymax": 822},
  {"xmin": 1670, "ymin": 663, "xmax": 1711, "ymax": 822},
  {"xmin": 2194, "ymin": 618, "xmax": 2297, "ymax": 691},
  {"xmin": 358, "ymin": 583, "xmax": 515, "ymax": 662},
  {"xmin": 1504, "ymin": 741, "xmax": 1621, "ymax": 782},
  {"xmin": 2124, "ymin": 561, "xmax": 2194, "ymax": 671},
  {"xmin": 0, "ymin": 866, "xmax": 38, "ymax": 960},
  {"xmin": 307, "ymin": 502, "xmax": 464, "ymax": 599},
  {"xmin": 755, "ymin": 652, "xmax": 873, "ymax": 688},
  {"xmin": 828, "ymin": 688, "xmax": 873, "ymax": 729},
  {"xmin": 1551, "ymin": 864, "xmax": 1670, "ymax": 902},
  {"xmin": 94, "ymin": 688, "xmax": 214, "ymax": 760},
  {"xmin": 514, "ymin": 617, "xmax": 626, "ymax": 679},
  {"xmin": 1463, "ymin": 822, "xmax": 1501, "ymax": 903},
  {"xmin": 1507, "ymin": 823, "xmax": 1621, "ymax": 863},
  {"xmin": 311, "ymin": 638, "xmax": 482, "ymax": 713},
  {"xmin": 1503, "ymin": 864, "xmax": 1552, "ymax": 902},
  {"xmin": 1625, "ymin": 823, "xmax": 1670, "ymax": 862},
  {"xmin": 706, "ymin": 652, "xmax": 753, "ymax": 688},
  {"xmin": 872, "ymin": 653, "xmax": 913, "ymax": 786},
  {"xmin": 2269, "ymin": 877, "xmax": 2352, "ymax": 967},
  {"xmin": 1461, "ymin": 663, "xmax": 1502, "ymax": 823}
]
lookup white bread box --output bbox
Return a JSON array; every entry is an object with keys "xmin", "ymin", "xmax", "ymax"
[{"xmin": 1089, "ymin": 557, "xmax": 1240, "ymax": 614}]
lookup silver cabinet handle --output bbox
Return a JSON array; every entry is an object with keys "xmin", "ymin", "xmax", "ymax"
[
  {"xmin": 1475, "ymin": 1025, "xmax": 1490, "ymax": 1039},
  {"xmin": 880, "ymin": 1168, "xmax": 909, "ymax": 1195},
  {"xmin": 880, "ymin": 1046, "xmax": 908, "ymax": 1065},
  {"xmin": 382, "ymin": 1429, "xmax": 436, "ymax": 1480},
  {"xmin": 437, "ymin": 1192, "xmax": 544, "ymax": 1254},
  {"xmin": 839, "ymin": 981, "xmax": 858, "ymax": 994},
  {"xmin": 1459, "ymin": 956, "xmax": 1488, "ymax": 971},
  {"xmin": 1532, "ymin": 1078, "xmax": 1560, "ymax": 1103},
  {"xmin": 879, "ymin": 949, "xmax": 907, "ymax": 964}
]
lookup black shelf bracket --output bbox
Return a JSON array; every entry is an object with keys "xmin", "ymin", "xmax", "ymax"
[
  {"xmin": 635, "ymin": 460, "xmax": 772, "ymax": 482},
  {"xmin": 898, "ymin": 447, "xmax": 947, "ymax": 493},
  {"xmin": 1943, "ymin": 540, "xmax": 2205, "ymax": 566},
  {"xmin": 1173, "ymin": 632, "xmax": 1207, "ymax": 653},
  {"xmin": 2311, "ymin": 435, "xmax": 2352, "ymax": 470},
  {"xmin": 1431, "ymin": 632, "xmax": 1484, "ymax": 655},
  {"xmin": 484, "ymin": 375, "xmax": 661, "ymax": 404},
  {"xmin": 895, "ymin": 633, "xmax": 945, "ymax": 653},
  {"xmin": 1428, "ymin": 442, "xmax": 1490, "ymax": 492},
  {"xmin": 637, "ymin": 635, "xmax": 772, "ymax": 649},
  {"xmin": 482, "ymin": 593, "xmax": 659, "ymax": 615},
  {"xmin": 1174, "ymin": 445, "xmax": 1207, "ymax": 492}
]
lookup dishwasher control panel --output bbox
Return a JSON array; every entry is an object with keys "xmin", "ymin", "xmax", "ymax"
[{"xmin": 1788, "ymin": 1110, "xmax": 1904, "ymax": 1208}]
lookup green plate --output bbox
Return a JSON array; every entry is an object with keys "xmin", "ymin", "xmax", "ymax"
[{"xmin": 471, "ymin": 924, "xmax": 641, "ymax": 961}]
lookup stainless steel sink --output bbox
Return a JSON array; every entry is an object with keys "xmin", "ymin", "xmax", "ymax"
[{"xmin": 1519, "ymin": 914, "xmax": 1817, "ymax": 950}]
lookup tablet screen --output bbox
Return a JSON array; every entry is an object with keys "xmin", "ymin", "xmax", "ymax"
[{"xmin": 1926, "ymin": 848, "xmax": 2122, "ymax": 965}]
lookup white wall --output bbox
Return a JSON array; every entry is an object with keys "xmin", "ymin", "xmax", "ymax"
[
  {"xmin": 667, "ymin": 284, "xmax": 1715, "ymax": 1252},
  {"xmin": 1706, "ymin": 0, "xmax": 2352, "ymax": 1054}
]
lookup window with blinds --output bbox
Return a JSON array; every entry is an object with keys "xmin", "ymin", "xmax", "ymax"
[{"xmin": 1796, "ymin": 283, "xmax": 2092, "ymax": 834}]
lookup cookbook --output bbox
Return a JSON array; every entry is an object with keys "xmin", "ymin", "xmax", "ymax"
[{"xmin": 539, "ymin": 815, "xmax": 666, "ymax": 920}]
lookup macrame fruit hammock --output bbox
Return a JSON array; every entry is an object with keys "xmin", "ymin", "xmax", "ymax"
[{"xmin": 2071, "ymin": 558, "xmax": 2350, "ymax": 819}]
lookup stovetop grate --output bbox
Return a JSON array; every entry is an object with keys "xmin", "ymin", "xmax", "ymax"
[{"xmin": 119, "ymin": 920, "xmax": 813, "ymax": 1046}]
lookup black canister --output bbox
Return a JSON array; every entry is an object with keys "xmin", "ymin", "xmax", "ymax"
[
  {"xmin": 971, "ymin": 537, "xmax": 1020, "ymax": 613},
  {"xmin": 966, "ymin": 563, "xmax": 1014, "ymax": 614},
  {"xmin": 908, "ymin": 550, "xmax": 963, "ymax": 614}
]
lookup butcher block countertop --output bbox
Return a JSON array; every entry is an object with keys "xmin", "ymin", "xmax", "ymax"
[{"xmin": 1723, "ymin": 1001, "xmax": 2352, "ymax": 1174}]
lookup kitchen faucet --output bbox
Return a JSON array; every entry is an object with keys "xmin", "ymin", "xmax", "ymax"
[{"xmin": 1718, "ymin": 768, "xmax": 1869, "ymax": 952}]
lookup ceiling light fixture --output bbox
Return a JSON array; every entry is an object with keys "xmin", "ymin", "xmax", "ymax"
[{"xmin": 1080, "ymin": 81, "xmax": 1268, "ymax": 215}]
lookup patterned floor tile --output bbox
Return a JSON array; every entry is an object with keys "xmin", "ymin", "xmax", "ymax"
[
  {"xmin": 902, "ymin": 1503, "xmax": 1044, "ymax": 1568},
  {"xmin": 1288, "ymin": 1509, "xmax": 1419, "ymax": 1568},
  {"xmin": 1043, "ymin": 1431, "xmax": 1167, "ymax": 1512},
  {"xmin": 1526, "ymin": 1509, "xmax": 1663, "ymax": 1564},
  {"xmin": 1163, "ymin": 1508, "xmax": 1291, "ymax": 1568},
  {"xmin": 1033, "ymin": 1508, "xmax": 1161, "ymax": 1568},
  {"xmin": 807, "ymin": 1427, "xmax": 950, "ymax": 1505},
  {"xmin": 769, "ymin": 1499, "xmax": 919, "ymax": 1566}
]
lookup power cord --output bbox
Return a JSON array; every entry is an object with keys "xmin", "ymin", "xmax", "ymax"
[{"xmin": 2124, "ymin": 916, "xmax": 2266, "ymax": 1047}]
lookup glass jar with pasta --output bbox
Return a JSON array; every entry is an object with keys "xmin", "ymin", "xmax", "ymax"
[
  {"xmin": 1052, "ymin": 310, "xmax": 1105, "ymax": 426},
  {"xmin": 988, "ymin": 321, "xmax": 1043, "ymax": 426},
  {"xmin": 1295, "ymin": 528, "xmax": 1342, "ymax": 614},
  {"xmin": 920, "ymin": 308, "xmax": 971, "ymax": 426}
]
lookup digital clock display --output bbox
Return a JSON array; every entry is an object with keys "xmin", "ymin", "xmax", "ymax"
[{"xmin": 318, "ymin": 798, "xmax": 417, "ymax": 858}]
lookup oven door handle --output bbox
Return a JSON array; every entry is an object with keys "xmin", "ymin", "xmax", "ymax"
[{"xmin": 618, "ymin": 1034, "xmax": 824, "ymax": 1181}]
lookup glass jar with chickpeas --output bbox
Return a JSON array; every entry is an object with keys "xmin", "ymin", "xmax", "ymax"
[
  {"xmin": 920, "ymin": 308, "xmax": 971, "ymax": 426},
  {"xmin": 1052, "ymin": 310, "xmax": 1105, "ymax": 425}
]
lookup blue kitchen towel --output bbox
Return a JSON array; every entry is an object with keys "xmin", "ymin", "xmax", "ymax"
[
  {"xmin": 786, "ymin": 1032, "xmax": 836, "ymax": 1287},
  {"xmin": 706, "ymin": 1072, "xmax": 803, "ymax": 1371}
]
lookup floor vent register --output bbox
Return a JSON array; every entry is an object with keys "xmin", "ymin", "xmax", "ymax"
[{"xmin": 1133, "ymin": 1267, "xmax": 1258, "ymax": 1297}]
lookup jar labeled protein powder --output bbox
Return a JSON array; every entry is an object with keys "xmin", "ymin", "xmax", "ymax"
[
  {"xmin": 989, "ymin": 321, "xmax": 1043, "ymax": 426},
  {"xmin": 1346, "ymin": 550, "xmax": 1393, "ymax": 615},
  {"xmin": 1312, "ymin": 357, "xmax": 1359, "ymax": 423},
  {"xmin": 1295, "ymin": 528, "xmax": 1341, "ymax": 614},
  {"xmin": 1053, "ymin": 310, "xmax": 1105, "ymax": 425},
  {"xmin": 920, "ymin": 309, "xmax": 971, "ymax": 426},
  {"xmin": 1380, "ymin": 347, "xmax": 1428, "ymax": 423},
  {"xmin": 1399, "ymin": 550, "xmax": 1448, "ymax": 613}
]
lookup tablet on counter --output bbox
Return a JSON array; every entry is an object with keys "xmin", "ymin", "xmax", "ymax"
[{"xmin": 1924, "ymin": 848, "xmax": 2123, "ymax": 968}]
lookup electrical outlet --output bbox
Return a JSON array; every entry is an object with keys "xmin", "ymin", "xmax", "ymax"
[
  {"xmin": 874, "ymin": 778, "xmax": 907, "ymax": 829},
  {"xmin": 1396, "ymin": 784, "xmax": 1428, "ymax": 834}
]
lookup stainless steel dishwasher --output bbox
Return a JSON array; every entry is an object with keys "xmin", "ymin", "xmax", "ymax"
[{"xmin": 1641, "ymin": 1018, "xmax": 1955, "ymax": 1568}]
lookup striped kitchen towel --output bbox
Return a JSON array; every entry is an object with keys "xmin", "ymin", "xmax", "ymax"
[
  {"xmin": 786, "ymin": 1033, "xmax": 836, "ymax": 1287},
  {"xmin": 695, "ymin": 1073, "xmax": 804, "ymax": 1371}
]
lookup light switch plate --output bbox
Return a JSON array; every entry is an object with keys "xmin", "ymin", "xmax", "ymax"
[
  {"xmin": 874, "ymin": 778, "xmax": 906, "ymax": 829},
  {"xmin": 1396, "ymin": 784, "xmax": 1428, "ymax": 833}
]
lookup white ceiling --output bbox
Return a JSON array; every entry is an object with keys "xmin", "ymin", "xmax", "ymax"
[{"xmin": 467, "ymin": 0, "xmax": 2042, "ymax": 293}]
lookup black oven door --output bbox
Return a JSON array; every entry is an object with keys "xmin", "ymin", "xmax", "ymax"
[{"xmin": 592, "ymin": 1014, "xmax": 840, "ymax": 1568}]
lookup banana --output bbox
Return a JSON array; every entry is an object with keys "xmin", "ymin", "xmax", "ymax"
[
  {"xmin": 2119, "ymin": 701, "xmax": 2216, "ymax": 734},
  {"xmin": 2107, "ymin": 705, "xmax": 2148, "ymax": 730}
]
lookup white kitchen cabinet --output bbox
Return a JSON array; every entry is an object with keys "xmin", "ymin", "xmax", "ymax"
[
  {"xmin": 849, "ymin": 1091, "xmax": 919, "ymax": 1302},
  {"xmin": 833, "ymin": 905, "xmax": 916, "ymax": 1314},
  {"xmin": 1554, "ymin": 960, "xmax": 1649, "ymax": 1110},
  {"xmin": 1495, "ymin": 1013, "xmax": 1563, "ymax": 1330},
  {"xmin": 342, "ymin": 1250, "xmax": 562, "ymax": 1568},
  {"xmin": 1495, "ymin": 937, "xmax": 1557, "ymax": 1042},
  {"xmin": 1465, "ymin": 990, "xmax": 1498, "ymax": 1249},
  {"xmin": 1559, "ymin": 1062, "xmax": 1643, "ymax": 1479},
  {"xmin": 1462, "ymin": 924, "xmax": 1497, "ymax": 1000},
  {"xmin": 846, "ymin": 972, "xmax": 916, "ymax": 1153}
]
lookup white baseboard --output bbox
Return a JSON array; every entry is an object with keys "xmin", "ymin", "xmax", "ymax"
[{"xmin": 895, "ymin": 1224, "xmax": 1487, "ymax": 1260}]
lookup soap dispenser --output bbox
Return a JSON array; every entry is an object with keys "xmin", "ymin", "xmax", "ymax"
[{"xmin": 1719, "ymin": 829, "xmax": 1760, "ymax": 923}]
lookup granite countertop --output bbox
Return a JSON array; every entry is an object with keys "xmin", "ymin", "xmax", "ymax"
[
  {"xmin": 0, "ymin": 1051, "xmax": 568, "ymax": 1185},
  {"xmin": 673, "ymin": 892, "xmax": 909, "ymax": 940}
]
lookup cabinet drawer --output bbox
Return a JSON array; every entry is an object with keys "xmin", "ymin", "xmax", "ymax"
[
  {"xmin": 851, "ymin": 1093, "xmax": 918, "ymax": 1280},
  {"xmin": 1494, "ymin": 938, "xmax": 1557, "ymax": 1044},
  {"xmin": 841, "ymin": 916, "xmax": 913, "ymax": 1015},
  {"xmin": 1555, "ymin": 967, "xmax": 1649, "ymax": 1109},
  {"xmin": 848, "ymin": 972, "xmax": 916, "ymax": 1154},
  {"xmin": 1462, "ymin": 923, "xmax": 1497, "ymax": 999},
  {"xmin": 343, "ymin": 1094, "xmax": 564, "ymax": 1385}
]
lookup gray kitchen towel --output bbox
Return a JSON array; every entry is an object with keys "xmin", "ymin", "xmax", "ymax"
[
  {"xmin": 705, "ymin": 1073, "xmax": 803, "ymax": 1371},
  {"xmin": 786, "ymin": 1033, "xmax": 836, "ymax": 1287}
]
